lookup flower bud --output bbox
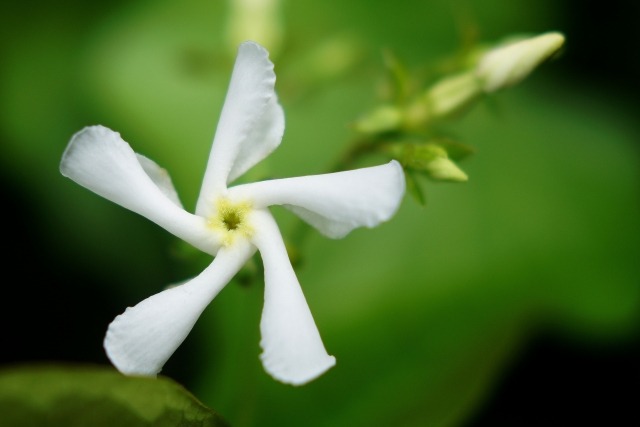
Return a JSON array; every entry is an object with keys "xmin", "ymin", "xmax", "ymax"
[
  {"xmin": 426, "ymin": 156, "xmax": 468, "ymax": 182},
  {"xmin": 386, "ymin": 143, "xmax": 468, "ymax": 183},
  {"xmin": 476, "ymin": 32, "xmax": 565, "ymax": 93},
  {"xmin": 424, "ymin": 71, "xmax": 482, "ymax": 119},
  {"xmin": 226, "ymin": 0, "xmax": 284, "ymax": 57},
  {"xmin": 354, "ymin": 105, "xmax": 403, "ymax": 134}
]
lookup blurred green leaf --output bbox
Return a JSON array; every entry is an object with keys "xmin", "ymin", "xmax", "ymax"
[
  {"xmin": 0, "ymin": 364, "xmax": 228, "ymax": 427},
  {"xmin": 381, "ymin": 48, "xmax": 412, "ymax": 104},
  {"xmin": 433, "ymin": 137, "xmax": 476, "ymax": 161},
  {"xmin": 405, "ymin": 170, "xmax": 427, "ymax": 206}
]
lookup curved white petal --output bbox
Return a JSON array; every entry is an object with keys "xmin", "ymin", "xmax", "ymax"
[
  {"xmin": 196, "ymin": 41, "xmax": 278, "ymax": 216},
  {"xmin": 104, "ymin": 241, "xmax": 255, "ymax": 376},
  {"xmin": 228, "ymin": 95, "xmax": 284, "ymax": 184},
  {"xmin": 231, "ymin": 160, "xmax": 406, "ymax": 238},
  {"xmin": 251, "ymin": 210, "xmax": 335, "ymax": 385},
  {"xmin": 136, "ymin": 154, "xmax": 183, "ymax": 208},
  {"xmin": 60, "ymin": 125, "xmax": 221, "ymax": 255}
]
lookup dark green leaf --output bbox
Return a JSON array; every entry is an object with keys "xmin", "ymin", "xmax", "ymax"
[{"xmin": 0, "ymin": 364, "xmax": 229, "ymax": 427}]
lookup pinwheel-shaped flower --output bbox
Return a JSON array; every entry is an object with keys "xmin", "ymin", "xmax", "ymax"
[{"xmin": 60, "ymin": 41, "xmax": 405, "ymax": 385}]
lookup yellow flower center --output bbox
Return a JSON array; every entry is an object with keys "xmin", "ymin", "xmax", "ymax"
[{"xmin": 208, "ymin": 198, "xmax": 254, "ymax": 246}]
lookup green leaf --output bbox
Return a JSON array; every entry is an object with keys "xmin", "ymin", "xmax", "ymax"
[
  {"xmin": 0, "ymin": 364, "xmax": 229, "ymax": 427},
  {"xmin": 405, "ymin": 170, "xmax": 427, "ymax": 206},
  {"xmin": 432, "ymin": 137, "xmax": 476, "ymax": 162}
]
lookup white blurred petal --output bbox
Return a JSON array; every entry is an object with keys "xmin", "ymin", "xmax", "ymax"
[
  {"xmin": 251, "ymin": 210, "xmax": 335, "ymax": 385},
  {"xmin": 60, "ymin": 125, "xmax": 220, "ymax": 254},
  {"xmin": 136, "ymin": 154, "xmax": 183, "ymax": 208},
  {"xmin": 231, "ymin": 160, "xmax": 406, "ymax": 238},
  {"xmin": 104, "ymin": 241, "xmax": 255, "ymax": 376},
  {"xmin": 196, "ymin": 41, "xmax": 278, "ymax": 216}
]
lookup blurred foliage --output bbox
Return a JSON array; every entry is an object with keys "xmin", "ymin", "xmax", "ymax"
[
  {"xmin": 0, "ymin": 364, "xmax": 228, "ymax": 427},
  {"xmin": 0, "ymin": 0, "xmax": 638, "ymax": 426}
]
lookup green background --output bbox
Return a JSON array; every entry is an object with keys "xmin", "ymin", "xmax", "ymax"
[{"xmin": 1, "ymin": 0, "xmax": 638, "ymax": 426}]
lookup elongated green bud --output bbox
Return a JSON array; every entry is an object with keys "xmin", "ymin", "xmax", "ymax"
[{"xmin": 424, "ymin": 71, "xmax": 482, "ymax": 119}]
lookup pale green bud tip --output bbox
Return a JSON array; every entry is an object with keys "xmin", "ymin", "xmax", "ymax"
[
  {"xmin": 476, "ymin": 31, "xmax": 565, "ymax": 93},
  {"xmin": 427, "ymin": 157, "xmax": 468, "ymax": 182}
]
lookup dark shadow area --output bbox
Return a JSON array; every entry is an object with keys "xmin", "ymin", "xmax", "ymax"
[{"xmin": 467, "ymin": 332, "xmax": 640, "ymax": 426}]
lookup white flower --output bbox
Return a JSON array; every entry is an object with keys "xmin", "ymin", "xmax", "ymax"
[{"xmin": 60, "ymin": 41, "xmax": 405, "ymax": 385}]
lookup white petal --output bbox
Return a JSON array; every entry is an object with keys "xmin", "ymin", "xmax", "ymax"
[
  {"xmin": 104, "ymin": 241, "xmax": 255, "ymax": 376},
  {"xmin": 136, "ymin": 154, "xmax": 183, "ymax": 208},
  {"xmin": 60, "ymin": 125, "xmax": 220, "ymax": 255},
  {"xmin": 231, "ymin": 160, "xmax": 406, "ymax": 238},
  {"xmin": 228, "ymin": 94, "xmax": 284, "ymax": 184},
  {"xmin": 196, "ymin": 41, "xmax": 279, "ymax": 216},
  {"xmin": 251, "ymin": 210, "xmax": 335, "ymax": 385}
]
